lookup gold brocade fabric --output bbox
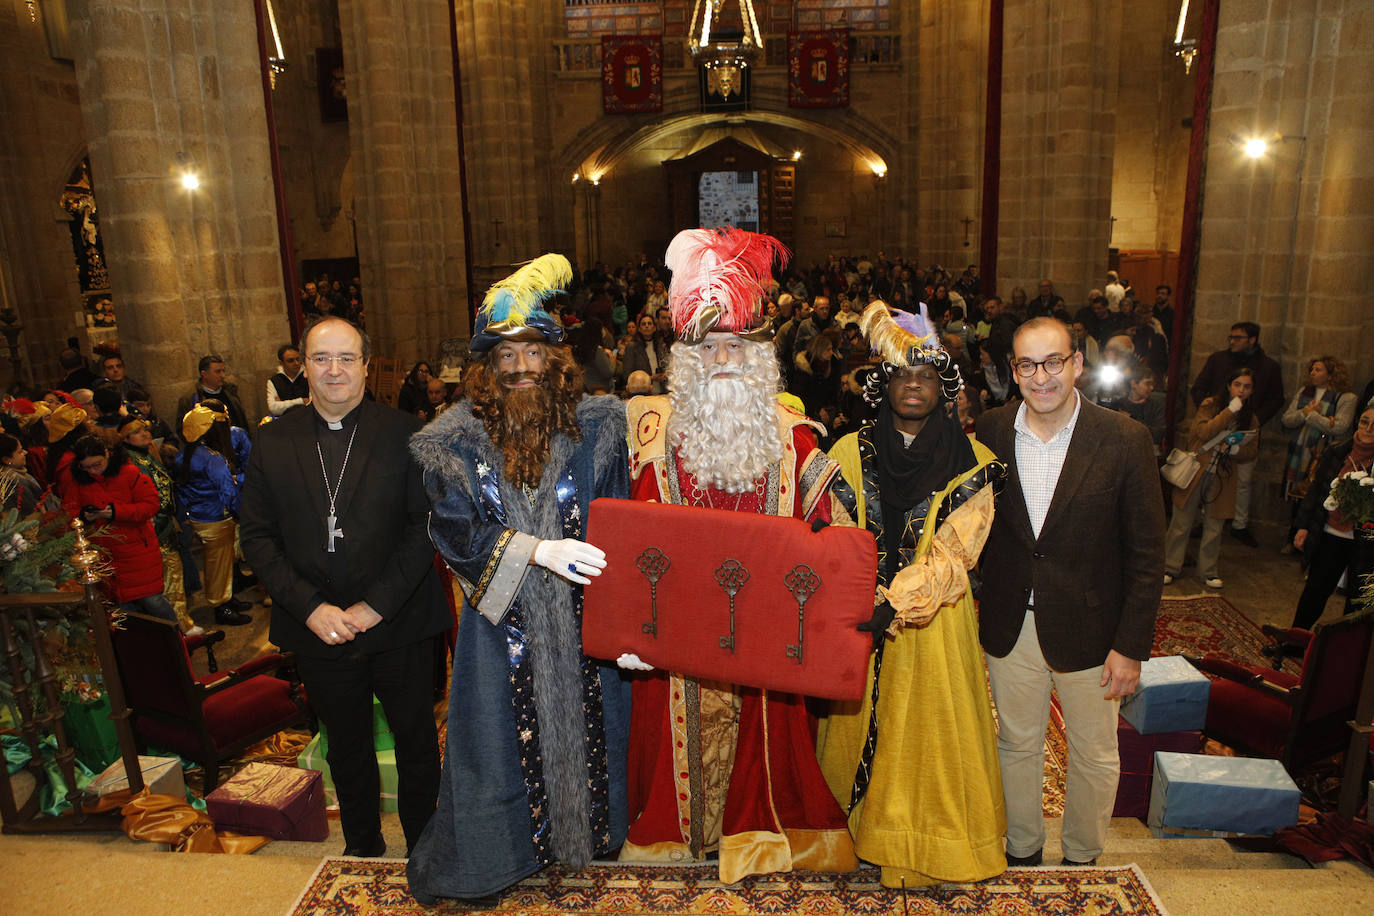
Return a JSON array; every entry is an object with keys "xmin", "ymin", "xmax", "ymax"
[
  {"xmin": 235, "ymin": 731, "xmax": 313, "ymax": 768},
  {"xmin": 695, "ymin": 679, "xmax": 742, "ymax": 852},
  {"xmin": 88, "ymin": 788, "xmax": 270, "ymax": 854},
  {"xmin": 878, "ymin": 487, "xmax": 995, "ymax": 628}
]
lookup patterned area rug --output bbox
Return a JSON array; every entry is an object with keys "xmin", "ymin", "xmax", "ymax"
[
  {"xmin": 288, "ymin": 860, "xmax": 1170, "ymax": 916},
  {"xmin": 1151, "ymin": 595, "xmax": 1295, "ymax": 673}
]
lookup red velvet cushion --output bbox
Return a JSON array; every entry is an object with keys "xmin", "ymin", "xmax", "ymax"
[
  {"xmin": 584, "ymin": 498, "xmax": 877, "ymax": 700},
  {"xmin": 1205, "ymin": 680, "xmax": 1291, "ymax": 760},
  {"xmin": 136, "ymin": 676, "xmax": 300, "ymax": 754}
]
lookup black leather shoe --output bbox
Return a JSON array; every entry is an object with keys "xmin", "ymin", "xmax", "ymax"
[
  {"xmin": 1006, "ymin": 848, "xmax": 1043, "ymax": 866},
  {"xmin": 342, "ymin": 833, "xmax": 386, "ymax": 857},
  {"xmin": 1061, "ymin": 856, "xmax": 1097, "ymax": 866},
  {"xmin": 213, "ymin": 605, "xmax": 252, "ymax": 626},
  {"xmin": 1229, "ymin": 527, "xmax": 1259, "ymax": 547},
  {"xmin": 226, "ymin": 595, "xmax": 253, "ymax": 612}
]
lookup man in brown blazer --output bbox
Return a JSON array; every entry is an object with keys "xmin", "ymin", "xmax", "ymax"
[{"xmin": 975, "ymin": 317, "xmax": 1164, "ymax": 867}]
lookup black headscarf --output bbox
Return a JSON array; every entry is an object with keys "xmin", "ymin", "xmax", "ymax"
[{"xmin": 873, "ymin": 398, "xmax": 976, "ymax": 578}]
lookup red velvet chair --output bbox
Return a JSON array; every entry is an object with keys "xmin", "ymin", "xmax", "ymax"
[
  {"xmin": 1187, "ymin": 609, "xmax": 1374, "ymax": 779},
  {"xmin": 109, "ymin": 611, "xmax": 311, "ymax": 792}
]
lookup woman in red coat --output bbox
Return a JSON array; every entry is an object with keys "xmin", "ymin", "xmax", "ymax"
[{"xmin": 58, "ymin": 436, "xmax": 176, "ymax": 621}]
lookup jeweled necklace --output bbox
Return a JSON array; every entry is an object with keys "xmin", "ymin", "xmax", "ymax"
[{"xmin": 316, "ymin": 423, "xmax": 359, "ymax": 553}]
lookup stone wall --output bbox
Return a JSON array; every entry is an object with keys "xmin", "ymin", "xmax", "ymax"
[
  {"xmin": 0, "ymin": 3, "xmax": 93, "ymax": 389},
  {"xmin": 1191, "ymin": 0, "xmax": 1374, "ymax": 522}
]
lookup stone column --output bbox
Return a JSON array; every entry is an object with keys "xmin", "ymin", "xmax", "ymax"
[
  {"xmin": 68, "ymin": 0, "xmax": 288, "ymax": 421},
  {"xmin": 337, "ymin": 0, "xmax": 469, "ymax": 362},
  {"xmin": 997, "ymin": 0, "xmax": 1123, "ymax": 303},
  {"xmin": 916, "ymin": 0, "xmax": 990, "ymax": 269},
  {"xmin": 449, "ymin": 0, "xmax": 549, "ymax": 292}
]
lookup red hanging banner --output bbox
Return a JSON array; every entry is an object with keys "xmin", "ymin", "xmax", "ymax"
[
  {"xmin": 788, "ymin": 29, "xmax": 849, "ymax": 108},
  {"xmin": 602, "ymin": 35, "xmax": 663, "ymax": 114}
]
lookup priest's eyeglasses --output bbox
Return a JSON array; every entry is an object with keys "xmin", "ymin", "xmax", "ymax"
[
  {"xmin": 307, "ymin": 354, "xmax": 361, "ymax": 367},
  {"xmin": 1012, "ymin": 354, "xmax": 1073, "ymax": 378}
]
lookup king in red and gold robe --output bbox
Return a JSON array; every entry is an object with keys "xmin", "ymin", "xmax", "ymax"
[{"xmin": 619, "ymin": 394, "xmax": 858, "ymax": 882}]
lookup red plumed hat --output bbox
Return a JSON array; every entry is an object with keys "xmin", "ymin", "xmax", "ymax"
[{"xmin": 665, "ymin": 227, "xmax": 789, "ymax": 344}]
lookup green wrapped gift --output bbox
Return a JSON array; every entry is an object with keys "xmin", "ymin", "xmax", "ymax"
[
  {"xmin": 316, "ymin": 695, "xmax": 394, "ymax": 755},
  {"xmin": 60, "ymin": 694, "xmax": 120, "ymax": 771},
  {"xmin": 297, "ymin": 732, "xmax": 397, "ymax": 813}
]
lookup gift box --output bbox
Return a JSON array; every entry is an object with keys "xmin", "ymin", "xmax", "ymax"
[
  {"xmin": 583, "ymin": 498, "xmax": 877, "ymax": 700},
  {"xmin": 1147, "ymin": 752, "xmax": 1300, "ymax": 837},
  {"xmin": 87, "ymin": 755, "xmax": 185, "ymax": 799},
  {"xmin": 60, "ymin": 694, "xmax": 121, "ymax": 771},
  {"xmin": 1119, "ymin": 655, "xmax": 1210, "ymax": 735},
  {"xmin": 297, "ymin": 732, "xmax": 398, "ymax": 813},
  {"xmin": 318, "ymin": 695, "xmax": 394, "ymax": 754},
  {"xmin": 1113, "ymin": 715, "xmax": 1202, "ymax": 819},
  {"xmin": 205, "ymin": 762, "xmax": 328, "ymax": 841}
]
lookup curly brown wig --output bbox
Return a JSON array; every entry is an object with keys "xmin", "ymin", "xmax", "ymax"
[{"xmin": 465, "ymin": 343, "xmax": 584, "ymax": 488}]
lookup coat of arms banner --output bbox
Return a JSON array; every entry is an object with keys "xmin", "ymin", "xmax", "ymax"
[
  {"xmin": 788, "ymin": 29, "xmax": 849, "ymax": 108},
  {"xmin": 602, "ymin": 35, "xmax": 663, "ymax": 114}
]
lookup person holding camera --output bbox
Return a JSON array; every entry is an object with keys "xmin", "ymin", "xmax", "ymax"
[{"xmin": 1162, "ymin": 368, "xmax": 1261, "ymax": 589}]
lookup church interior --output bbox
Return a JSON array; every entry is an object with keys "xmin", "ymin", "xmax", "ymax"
[{"xmin": 1, "ymin": 1, "xmax": 1372, "ymax": 913}]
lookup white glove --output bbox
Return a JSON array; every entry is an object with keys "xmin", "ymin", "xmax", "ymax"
[
  {"xmin": 532, "ymin": 538, "xmax": 606, "ymax": 585},
  {"xmin": 616, "ymin": 652, "xmax": 654, "ymax": 671},
  {"xmin": 1227, "ymin": 396, "xmax": 1244, "ymax": 413}
]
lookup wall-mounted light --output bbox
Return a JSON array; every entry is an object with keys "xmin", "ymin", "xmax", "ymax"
[
  {"xmin": 791, "ymin": 150, "xmax": 803, "ymax": 161},
  {"xmin": 174, "ymin": 151, "xmax": 201, "ymax": 191},
  {"xmin": 871, "ymin": 163, "xmax": 888, "ymax": 179},
  {"xmin": 572, "ymin": 172, "xmax": 580, "ymax": 183},
  {"xmin": 590, "ymin": 176, "xmax": 601, "ymax": 187},
  {"xmin": 1229, "ymin": 132, "xmax": 1304, "ymax": 160}
]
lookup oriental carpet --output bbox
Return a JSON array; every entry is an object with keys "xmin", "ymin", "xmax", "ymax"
[{"xmin": 288, "ymin": 860, "xmax": 1170, "ymax": 915}]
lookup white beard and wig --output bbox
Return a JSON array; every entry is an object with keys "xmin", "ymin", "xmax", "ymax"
[{"xmin": 666, "ymin": 337, "xmax": 784, "ymax": 493}]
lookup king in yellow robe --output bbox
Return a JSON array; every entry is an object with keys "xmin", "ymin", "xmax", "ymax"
[{"xmin": 819, "ymin": 420, "xmax": 1007, "ymax": 888}]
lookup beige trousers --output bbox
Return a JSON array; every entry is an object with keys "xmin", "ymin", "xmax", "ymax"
[
  {"xmin": 985, "ymin": 610, "xmax": 1120, "ymax": 862},
  {"xmin": 189, "ymin": 517, "xmax": 237, "ymax": 606}
]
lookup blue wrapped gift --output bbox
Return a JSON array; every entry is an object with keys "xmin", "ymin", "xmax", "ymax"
[
  {"xmin": 1147, "ymin": 752, "xmax": 1300, "ymax": 837},
  {"xmin": 1119, "ymin": 655, "xmax": 1210, "ymax": 734}
]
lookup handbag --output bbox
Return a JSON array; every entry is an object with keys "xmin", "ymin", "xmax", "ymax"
[
  {"xmin": 1287, "ymin": 439, "xmax": 1326, "ymax": 501},
  {"xmin": 1161, "ymin": 427, "xmax": 1233, "ymax": 489},
  {"xmin": 1161, "ymin": 448, "xmax": 1200, "ymax": 488}
]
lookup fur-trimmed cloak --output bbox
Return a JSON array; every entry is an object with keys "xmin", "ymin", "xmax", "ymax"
[{"xmin": 406, "ymin": 395, "xmax": 631, "ymax": 900}]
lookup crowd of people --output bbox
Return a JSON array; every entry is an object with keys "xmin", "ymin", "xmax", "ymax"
[{"xmin": 1, "ymin": 231, "xmax": 1371, "ymax": 902}]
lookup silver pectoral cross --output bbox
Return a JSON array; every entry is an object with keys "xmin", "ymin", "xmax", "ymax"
[{"xmin": 326, "ymin": 514, "xmax": 344, "ymax": 552}]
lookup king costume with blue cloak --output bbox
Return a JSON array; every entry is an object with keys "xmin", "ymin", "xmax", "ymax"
[{"xmin": 406, "ymin": 394, "xmax": 632, "ymax": 901}]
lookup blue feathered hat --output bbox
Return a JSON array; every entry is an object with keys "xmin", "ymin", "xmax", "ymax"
[{"xmin": 470, "ymin": 254, "xmax": 570, "ymax": 353}]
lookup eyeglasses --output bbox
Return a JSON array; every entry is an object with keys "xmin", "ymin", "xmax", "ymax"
[
  {"xmin": 307, "ymin": 355, "xmax": 362, "ymax": 367},
  {"xmin": 1012, "ymin": 354, "xmax": 1073, "ymax": 378},
  {"xmin": 1227, "ymin": 334, "xmax": 1249, "ymax": 341}
]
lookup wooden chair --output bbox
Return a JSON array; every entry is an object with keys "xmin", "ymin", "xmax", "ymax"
[
  {"xmin": 368, "ymin": 356, "xmax": 402, "ymax": 407},
  {"xmin": 109, "ymin": 611, "xmax": 311, "ymax": 792},
  {"xmin": 1187, "ymin": 609, "xmax": 1374, "ymax": 792}
]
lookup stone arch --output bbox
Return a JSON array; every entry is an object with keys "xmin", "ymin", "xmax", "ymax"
[{"xmin": 561, "ymin": 101, "xmax": 898, "ymax": 184}]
